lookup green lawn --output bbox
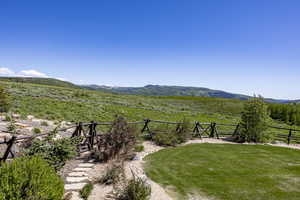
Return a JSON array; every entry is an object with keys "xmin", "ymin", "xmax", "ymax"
[{"xmin": 144, "ymin": 144, "xmax": 300, "ymax": 200}]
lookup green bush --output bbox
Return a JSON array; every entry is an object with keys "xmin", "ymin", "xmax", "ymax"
[
  {"xmin": 152, "ymin": 119, "xmax": 191, "ymax": 146},
  {"xmin": 41, "ymin": 121, "xmax": 49, "ymax": 126},
  {"xmin": 0, "ymin": 85, "xmax": 10, "ymax": 112},
  {"xmin": 33, "ymin": 127, "xmax": 42, "ymax": 134},
  {"xmin": 80, "ymin": 183, "xmax": 93, "ymax": 200},
  {"xmin": 0, "ymin": 156, "xmax": 64, "ymax": 200},
  {"xmin": 25, "ymin": 137, "xmax": 78, "ymax": 171},
  {"xmin": 153, "ymin": 132, "xmax": 179, "ymax": 146},
  {"xmin": 114, "ymin": 175, "xmax": 151, "ymax": 200},
  {"xmin": 134, "ymin": 145, "xmax": 144, "ymax": 152},
  {"xmin": 7, "ymin": 121, "xmax": 17, "ymax": 133},
  {"xmin": 239, "ymin": 97, "xmax": 271, "ymax": 143}
]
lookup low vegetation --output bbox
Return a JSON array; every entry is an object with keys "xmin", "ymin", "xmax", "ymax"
[
  {"xmin": 152, "ymin": 119, "xmax": 191, "ymax": 146},
  {"xmin": 98, "ymin": 163, "xmax": 123, "ymax": 185},
  {"xmin": 0, "ymin": 156, "xmax": 64, "ymax": 200},
  {"xmin": 113, "ymin": 175, "xmax": 151, "ymax": 200},
  {"xmin": 0, "ymin": 85, "xmax": 10, "ymax": 112},
  {"xmin": 145, "ymin": 143, "xmax": 300, "ymax": 200},
  {"xmin": 25, "ymin": 137, "xmax": 79, "ymax": 170},
  {"xmin": 80, "ymin": 183, "xmax": 93, "ymax": 200}
]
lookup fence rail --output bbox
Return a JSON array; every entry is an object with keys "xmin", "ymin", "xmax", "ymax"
[{"xmin": 1, "ymin": 118, "xmax": 300, "ymax": 163}]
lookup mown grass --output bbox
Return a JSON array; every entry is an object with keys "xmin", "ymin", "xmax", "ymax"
[{"xmin": 144, "ymin": 143, "xmax": 300, "ymax": 200}]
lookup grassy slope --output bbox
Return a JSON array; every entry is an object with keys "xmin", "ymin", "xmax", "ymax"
[
  {"xmin": 144, "ymin": 143, "xmax": 300, "ymax": 200},
  {"xmin": 1, "ymin": 80, "xmax": 297, "ymax": 136}
]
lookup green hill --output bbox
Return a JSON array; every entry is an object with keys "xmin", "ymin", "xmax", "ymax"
[
  {"xmin": 83, "ymin": 84, "xmax": 250, "ymax": 100},
  {"xmin": 0, "ymin": 77, "xmax": 78, "ymax": 88}
]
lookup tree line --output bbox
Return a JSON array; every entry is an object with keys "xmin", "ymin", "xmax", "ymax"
[{"xmin": 268, "ymin": 103, "xmax": 300, "ymax": 125}]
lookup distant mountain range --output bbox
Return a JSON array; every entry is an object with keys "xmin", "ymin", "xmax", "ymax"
[
  {"xmin": 83, "ymin": 84, "xmax": 300, "ymax": 104},
  {"xmin": 0, "ymin": 77, "xmax": 299, "ymax": 104}
]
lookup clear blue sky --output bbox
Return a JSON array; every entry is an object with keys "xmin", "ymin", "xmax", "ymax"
[{"xmin": 0, "ymin": 0, "xmax": 299, "ymax": 99}]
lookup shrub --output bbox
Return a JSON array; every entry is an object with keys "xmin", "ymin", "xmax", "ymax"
[
  {"xmin": 25, "ymin": 137, "xmax": 78, "ymax": 171},
  {"xmin": 33, "ymin": 127, "xmax": 42, "ymax": 134},
  {"xmin": 95, "ymin": 116, "xmax": 137, "ymax": 162},
  {"xmin": 134, "ymin": 145, "xmax": 144, "ymax": 152},
  {"xmin": 152, "ymin": 119, "xmax": 191, "ymax": 146},
  {"xmin": 7, "ymin": 121, "xmax": 17, "ymax": 133},
  {"xmin": 80, "ymin": 183, "xmax": 93, "ymax": 200},
  {"xmin": 0, "ymin": 156, "xmax": 64, "ymax": 200},
  {"xmin": 98, "ymin": 164, "xmax": 122, "ymax": 185},
  {"xmin": 239, "ymin": 97, "xmax": 270, "ymax": 143},
  {"xmin": 0, "ymin": 85, "xmax": 10, "ymax": 112},
  {"xmin": 41, "ymin": 121, "xmax": 49, "ymax": 126},
  {"xmin": 4, "ymin": 114, "xmax": 11, "ymax": 121},
  {"xmin": 114, "ymin": 175, "xmax": 151, "ymax": 200},
  {"xmin": 153, "ymin": 132, "xmax": 178, "ymax": 146}
]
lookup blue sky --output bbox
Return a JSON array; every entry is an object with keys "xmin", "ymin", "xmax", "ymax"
[{"xmin": 0, "ymin": 0, "xmax": 299, "ymax": 99}]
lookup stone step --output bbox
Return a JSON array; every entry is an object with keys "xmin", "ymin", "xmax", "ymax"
[
  {"xmin": 66, "ymin": 177, "xmax": 89, "ymax": 183},
  {"xmin": 69, "ymin": 172, "xmax": 88, "ymax": 177},
  {"xmin": 73, "ymin": 167, "xmax": 92, "ymax": 172},
  {"xmin": 65, "ymin": 183, "xmax": 87, "ymax": 191},
  {"xmin": 78, "ymin": 163, "xmax": 94, "ymax": 168}
]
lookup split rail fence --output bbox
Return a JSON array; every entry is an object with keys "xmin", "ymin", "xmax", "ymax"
[{"xmin": 1, "ymin": 119, "xmax": 300, "ymax": 163}]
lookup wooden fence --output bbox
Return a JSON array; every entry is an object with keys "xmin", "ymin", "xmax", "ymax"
[{"xmin": 1, "ymin": 119, "xmax": 300, "ymax": 163}]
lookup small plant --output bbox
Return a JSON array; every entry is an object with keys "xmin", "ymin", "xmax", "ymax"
[
  {"xmin": 134, "ymin": 145, "xmax": 144, "ymax": 152},
  {"xmin": 0, "ymin": 156, "xmax": 64, "ymax": 200},
  {"xmin": 33, "ymin": 127, "xmax": 42, "ymax": 134},
  {"xmin": 0, "ymin": 85, "xmax": 10, "ymax": 112},
  {"xmin": 113, "ymin": 174, "xmax": 151, "ymax": 200},
  {"xmin": 98, "ymin": 164, "xmax": 122, "ymax": 185},
  {"xmin": 7, "ymin": 121, "xmax": 17, "ymax": 133},
  {"xmin": 25, "ymin": 137, "xmax": 79, "ymax": 171},
  {"xmin": 4, "ymin": 114, "xmax": 11, "ymax": 121},
  {"xmin": 80, "ymin": 182, "xmax": 93, "ymax": 200},
  {"xmin": 153, "ymin": 132, "xmax": 178, "ymax": 146},
  {"xmin": 41, "ymin": 121, "xmax": 49, "ymax": 126}
]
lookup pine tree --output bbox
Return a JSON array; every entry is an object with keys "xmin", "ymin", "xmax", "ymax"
[
  {"xmin": 239, "ymin": 97, "xmax": 270, "ymax": 143},
  {"xmin": 0, "ymin": 85, "xmax": 10, "ymax": 112}
]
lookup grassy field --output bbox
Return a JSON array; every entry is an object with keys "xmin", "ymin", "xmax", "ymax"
[
  {"xmin": 144, "ymin": 143, "xmax": 300, "ymax": 200},
  {"xmin": 1, "ymin": 80, "xmax": 298, "ymax": 137}
]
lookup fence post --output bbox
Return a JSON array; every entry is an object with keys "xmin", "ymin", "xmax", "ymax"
[
  {"xmin": 193, "ymin": 122, "xmax": 202, "ymax": 139},
  {"xmin": 288, "ymin": 129, "xmax": 292, "ymax": 145},
  {"xmin": 1, "ymin": 136, "xmax": 17, "ymax": 163},
  {"xmin": 88, "ymin": 121, "xmax": 96, "ymax": 150},
  {"xmin": 141, "ymin": 119, "xmax": 151, "ymax": 133},
  {"xmin": 232, "ymin": 123, "xmax": 240, "ymax": 137},
  {"xmin": 209, "ymin": 122, "xmax": 216, "ymax": 138}
]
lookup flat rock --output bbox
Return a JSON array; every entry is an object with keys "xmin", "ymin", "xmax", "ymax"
[
  {"xmin": 73, "ymin": 167, "xmax": 92, "ymax": 172},
  {"xmin": 66, "ymin": 177, "xmax": 89, "ymax": 183},
  {"xmin": 64, "ymin": 183, "xmax": 87, "ymax": 191},
  {"xmin": 68, "ymin": 172, "xmax": 88, "ymax": 177},
  {"xmin": 78, "ymin": 163, "xmax": 94, "ymax": 168}
]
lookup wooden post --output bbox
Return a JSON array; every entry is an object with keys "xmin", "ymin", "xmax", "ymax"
[
  {"xmin": 193, "ymin": 122, "xmax": 202, "ymax": 139},
  {"xmin": 232, "ymin": 123, "xmax": 240, "ymax": 137},
  {"xmin": 209, "ymin": 122, "xmax": 216, "ymax": 138},
  {"xmin": 1, "ymin": 136, "xmax": 17, "ymax": 163},
  {"xmin": 141, "ymin": 119, "xmax": 151, "ymax": 133},
  {"xmin": 288, "ymin": 129, "xmax": 292, "ymax": 145},
  {"xmin": 88, "ymin": 121, "xmax": 96, "ymax": 150}
]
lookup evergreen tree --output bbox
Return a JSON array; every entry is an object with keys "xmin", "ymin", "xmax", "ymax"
[
  {"xmin": 0, "ymin": 85, "xmax": 10, "ymax": 112},
  {"xmin": 239, "ymin": 97, "xmax": 270, "ymax": 143}
]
